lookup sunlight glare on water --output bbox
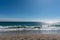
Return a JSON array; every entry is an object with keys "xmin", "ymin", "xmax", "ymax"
[{"xmin": 43, "ymin": 21, "xmax": 56, "ymax": 24}]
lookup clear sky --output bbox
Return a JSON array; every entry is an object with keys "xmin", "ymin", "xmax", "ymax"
[{"xmin": 0, "ymin": 0, "xmax": 60, "ymax": 21}]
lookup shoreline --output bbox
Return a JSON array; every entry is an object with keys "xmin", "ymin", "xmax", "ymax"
[{"xmin": 0, "ymin": 34, "xmax": 60, "ymax": 40}]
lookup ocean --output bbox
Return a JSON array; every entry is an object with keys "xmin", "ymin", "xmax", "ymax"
[{"xmin": 0, "ymin": 22, "xmax": 60, "ymax": 34}]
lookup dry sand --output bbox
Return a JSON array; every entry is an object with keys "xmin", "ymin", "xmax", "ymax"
[{"xmin": 0, "ymin": 34, "xmax": 60, "ymax": 40}]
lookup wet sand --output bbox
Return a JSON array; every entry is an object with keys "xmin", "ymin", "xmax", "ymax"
[{"xmin": 0, "ymin": 34, "xmax": 60, "ymax": 40}]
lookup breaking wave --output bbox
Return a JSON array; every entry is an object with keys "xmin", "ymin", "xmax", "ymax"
[{"xmin": 0, "ymin": 25, "xmax": 60, "ymax": 32}]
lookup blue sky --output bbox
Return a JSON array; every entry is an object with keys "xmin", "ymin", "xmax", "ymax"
[{"xmin": 0, "ymin": 0, "xmax": 60, "ymax": 21}]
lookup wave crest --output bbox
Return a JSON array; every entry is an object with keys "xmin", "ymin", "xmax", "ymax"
[{"xmin": 0, "ymin": 25, "xmax": 60, "ymax": 31}]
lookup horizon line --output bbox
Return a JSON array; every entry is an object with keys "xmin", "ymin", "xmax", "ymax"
[{"xmin": 0, "ymin": 20, "xmax": 60, "ymax": 22}]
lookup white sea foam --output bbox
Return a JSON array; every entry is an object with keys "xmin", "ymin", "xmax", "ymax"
[{"xmin": 0, "ymin": 25, "xmax": 60, "ymax": 31}]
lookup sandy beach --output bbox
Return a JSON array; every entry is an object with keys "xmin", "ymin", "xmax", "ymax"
[{"xmin": 0, "ymin": 34, "xmax": 60, "ymax": 40}]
